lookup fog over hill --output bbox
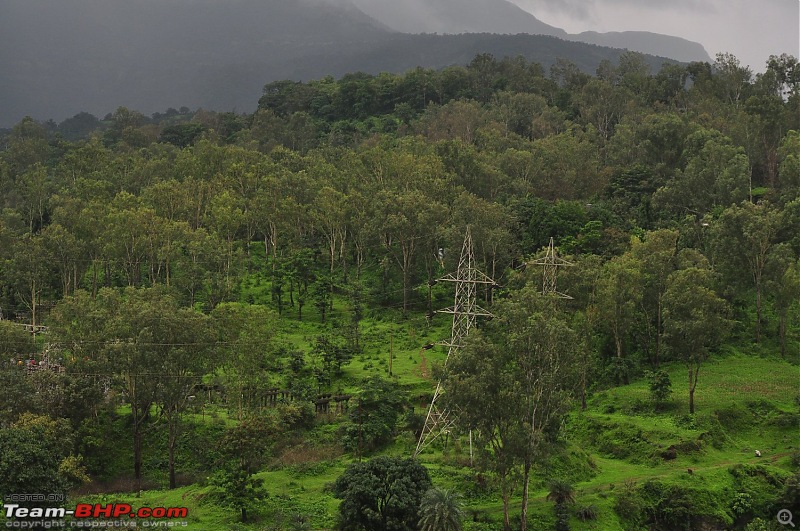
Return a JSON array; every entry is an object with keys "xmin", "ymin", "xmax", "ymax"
[
  {"xmin": 346, "ymin": 0, "xmax": 710, "ymax": 63},
  {"xmin": 348, "ymin": 0, "xmax": 566, "ymax": 37},
  {"xmin": 0, "ymin": 0, "xmax": 708, "ymax": 127}
]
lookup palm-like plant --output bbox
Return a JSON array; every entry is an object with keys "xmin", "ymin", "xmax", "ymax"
[
  {"xmin": 418, "ymin": 487, "xmax": 464, "ymax": 531},
  {"xmin": 546, "ymin": 480, "xmax": 576, "ymax": 506},
  {"xmin": 547, "ymin": 480, "xmax": 576, "ymax": 531}
]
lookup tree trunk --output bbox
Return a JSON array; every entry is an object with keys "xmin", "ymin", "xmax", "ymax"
[
  {"xmin": 755, "ymin": 278, "xmax": 762, "ymax": 343},
  {"xmin": 31, "ymin": 279, "xmax": 36, "ymax": 329},
  {"xmin": 655, "ymin": 297, "xmax": 662, "ymax": 367},
  {"xmin": 134, "ymin": 427, "xmax": 143, "ymax": 487},
  {"xmin": 521, "ymin": 461, "xmax": 532, "ymax": 531},
  {"xmin": 580, "ymin": 369, "xmax": 587, "ymax": 411},
  {"xmin": 688, "ymin": 364, "xmax": 699, "ymax": 415},
  {"xmin": 614, "ymin": 331, "xmax": 628, "ymax": 384},
  {"xmin": 779, "ymin": 314, "xmax": 786, "ymax": 358},
  {"xmin": 168, "ymin": 416, "xmax": 177, "ymax": 489},
  {"xmin": 402, "ymin": 267, "xmax": 410, "ymax": 317},
  {"xmin": 502, "ymin": 493, "xmax": 511, "ymax": 531},
  {"xmin": 92, "ymin": 260, "xmax": 98, "ymax": 298}
]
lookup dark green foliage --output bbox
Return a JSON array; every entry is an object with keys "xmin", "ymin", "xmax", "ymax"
[
  {"xmin": 780, "ymin": 472, "xmax": 800, "ymax": 517},
  {"xmin": 418, "ymin": 487, "xmax": 464, "ymax": 531},
  {"xmin": 646, "ymin": 369, "xmax": 673, "ymax": 410},
  {"xmin": 576, "ymin": 415, "xmax": 662, "ymax": 463},
  {"xmin": 333, "ymin": 456, "xmax": 432, "ymax": 531},
  {"xmin": 0, "ymin": 364, "xmax": 36, "ymax": 426},
  {"xmin": 210, "ymin": 467, "xmax": 266, "ymax": 523},
  {"xmin": 547, "ymin": 480, "xmax": 576, "ymax": 531},
  {"xmin": 729, "ymin": 464, "xmax": 790, "ymax": 520},
  {"xmin": 615, "ymin": 480, "xmax": 731, "ymax": 531},
  {"xmin": 575, "ymin": 504, "xmax": 599, "ymax": 521},
  {"xmin": 343, "ymin": 376, "xmax": 408, "ymax": 454},
  {"xmin": 312, "ymin": 334, "xmax": 352, "ymax": 378},
  {"xmin": 211, "ymin": 414, "xmax": 282, "ymax": 522},
  {"xmin": 57, "ymin": 112, "xmax": 102, "ymax": 141},
  {"xmin": 0, "ymin": 426, "xmax": 66, "ymax": 499},
  {"xmin": 159, "ymin": 123, "xmax": 204, "ymax": 147},
  {"xmin": 0, "ymin": 415, "xmax": 87, "ymax": 504}
]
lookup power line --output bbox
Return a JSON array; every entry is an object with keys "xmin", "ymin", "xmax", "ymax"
[
  {"xmin": 529, "ymin": 237, "xmax": 573, "ymax": 299},
  {"xmin": 415, "ymin": 226, "xmax": 495, "ymax": 457}
]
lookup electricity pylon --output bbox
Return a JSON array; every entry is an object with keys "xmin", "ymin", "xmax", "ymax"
[
  {"xmin": 414, "ymin": 227, "xmax": 494, "ymax": 456},
  {"xmin": 530, "ymin": 237, "xmax": 573, "ymax": 298}
]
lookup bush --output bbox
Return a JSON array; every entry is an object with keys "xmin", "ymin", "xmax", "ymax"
[
  {"xmin": 646, "ymin": 370, "xmax": 673, "ymax": 410},
  {"xmin": 576, "ymin": 504, "xmax": 599, "ymax": 521},
  {"xmin": 333, "ymin": 456, "xmax": 432, "ymax": 531},
  {"xmin": 615, "ymin": 480, "xmax": 731, "ymax": 530},
  {"xmin": 342, "ymin": 376, "xmax": 407, "ymax": 454}
]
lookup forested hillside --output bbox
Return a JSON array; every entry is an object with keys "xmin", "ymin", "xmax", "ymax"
[
  {"xmin": 0, "ymin": 51, "xmax": 799, "ymax": 530},
  {"xmin": 0, "ymin": 0, "xmax": 702, "ymax": 127}
]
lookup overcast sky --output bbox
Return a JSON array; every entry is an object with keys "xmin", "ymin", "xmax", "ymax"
[{"xmin": 508, "ymin": 0, "xmax": 800, "ymax": 71}]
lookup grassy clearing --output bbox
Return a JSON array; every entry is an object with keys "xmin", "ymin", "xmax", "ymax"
[{"xmin": 69, "ymin": 307, "xmax": 798, "ymax": 530}]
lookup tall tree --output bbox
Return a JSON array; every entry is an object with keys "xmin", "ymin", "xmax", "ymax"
[
  {"xmin": 662, "ymin": 267, "xmax": 731, "ymax": 414},
  {"xmin": 378, "ymin": 189, "xmax": 444, "ymax": 316},
  {"xmin": 5, "ymin": 233, "xmax": 54, "ymax": 330},
  {"xmin": 212, "ymin": 303, "xmax": 279, "ymax": 419},
  {"xmin": 594, "ymin": 252, "xmax": 642, "ymax": 384},
  {"xmin": 50, "ymin": 287, "xmax": 215, "ymax": 487},
  {"xmin": 442, "ymin": 287, "xmax": 576, "ymax": 530},
  {"xmin": 630, "ymin": 229, "xmax": 680, "ymax": 366},
  {"xmin": 711, "ymin": 201, "xmax": 781, "ymax": 342}
]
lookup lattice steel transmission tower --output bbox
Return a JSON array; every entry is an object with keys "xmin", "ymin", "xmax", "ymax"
[
  {"xmin": 530, "ymin": 237, "xmax": 573, "ymax": 298},
  {"xmin": 414, "ymin": 227, "xmax": 494, "ymax": 456}
]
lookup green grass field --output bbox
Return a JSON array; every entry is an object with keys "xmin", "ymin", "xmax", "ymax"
[
  {"xmin": 69, "ymin": 340, "xmax": 798, "ymax": 530},
  {"xmin": 61, "ymin": 265, "xmax": 800, "ymax": 529}
]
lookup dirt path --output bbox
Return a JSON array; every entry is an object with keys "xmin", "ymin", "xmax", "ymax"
[{"xmin": 418, "ymin": 349, "xmax": 429, "ymax": 379}]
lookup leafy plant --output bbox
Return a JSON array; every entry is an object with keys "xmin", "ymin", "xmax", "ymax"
[{"xmin": 333, "ymin": 456, "xmax": 432, "ymax": 531}]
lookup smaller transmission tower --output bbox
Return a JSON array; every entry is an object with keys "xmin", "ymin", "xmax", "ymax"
[
  {"xmin": 414, "ymin": 227, "xmax": 494, "ymax": 456},
  {"xmin": 530, "ymin": 237, "xmax": 573, "ymax": 298}
]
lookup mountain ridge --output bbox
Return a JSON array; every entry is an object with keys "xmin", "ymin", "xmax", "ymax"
[{"xmin": 0, "ymin": 0, "xmax": 707, "ymax": 126}]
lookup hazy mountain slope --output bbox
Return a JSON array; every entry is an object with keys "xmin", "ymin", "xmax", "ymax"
[
  {"xmin": 349, "ymin": 0, "xmax": 566, "ymax": 36},
  {"xmin": 195, "ymin": 33, "xmax": 678, "ymax": 113},
  {"xmin": 569, "ymin": 31, "xmax": 712, "ymax": 63},
  {"xmin": 348, "ymin": 0, "xmax": 709, "ymax": 62},
  {"xmin": 0, "ymin": 0, "xmax": 390, "ymax": 125},
  {"xmin": 0, "ymin": 0, "xmax": 682, "ymax": 126}
]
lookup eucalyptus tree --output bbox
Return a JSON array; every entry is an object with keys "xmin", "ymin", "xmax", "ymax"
[
  {"xmin": 442, "ymin": 287, "xmax": 577, "ymax": 531},
  {"xmin": 710, "ymin": 201, "xmax": 782, "ymax": 342},
  {"xmin": 594, "ymin": 251, "xmax": 643, "ymax": 384},
  {"xmin": 50, "ymin": 287, "xmax": 219, "ymax": 487},
  {"xmin": 663, "ymin": 267, "xmax": 731, "ymax": 414},
  {"xmin": 630, "ymin": 229, "xmax": 680, "ymax": 366}
]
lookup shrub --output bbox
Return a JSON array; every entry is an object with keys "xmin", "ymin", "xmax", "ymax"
[
  {"xmin": 333, "ymin": 456, "xmax": 432, "ymax": 531},
  {"xmin": 646, "ymin": 370, "xmax": 673, "ymax": 410},
  {"xmin": 576, "ymin": 504, "xmax": 599, "ymax": 521},
  {"xmin": 342, "ymin": 376, "xmax": 408, "ymax": 454}
]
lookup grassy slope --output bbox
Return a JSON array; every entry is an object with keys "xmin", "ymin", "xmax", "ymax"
[
  {"xmin": 70, "ymin": 265, "xmax": 799, "ymax": 529},
  {"xmin": 75, "ymin": 335, "xmax": 798, "ymax": 530}
]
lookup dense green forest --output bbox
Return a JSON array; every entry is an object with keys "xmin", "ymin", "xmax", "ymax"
[{"xmin": 0, "ymin": 51, "xmax": 799, "ymax": 530}]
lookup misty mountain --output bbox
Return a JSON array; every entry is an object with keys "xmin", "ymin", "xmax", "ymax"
[
  {"xmin": 1, "ymin": 0, "xmax": 694, "ymax": 127},
  {"xmin": 349, "ymin": 0, "xmax": 565, "ymax": 37},
  {"xmin": 346, "ymin": 0, "xmax": 710, "ymax": 63},
  {"xmin": 568, "ymin": 31, "xmax": 711, "ymax": 64}
]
